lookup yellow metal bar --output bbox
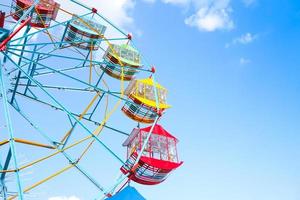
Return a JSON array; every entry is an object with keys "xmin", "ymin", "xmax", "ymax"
[
  {"xmin": 76, "ymin": 85, "xmax": 109, "ymax": 161},
  {"xmin": 0, "ymin": 139, "xmax": 9, "ymax": 146},
  {"xmin": 89, "ymin": 44, "xmax": 93, "ymax": 84},
  {"xmin": 1, "ymin": 89, "xmax": 118, "ymax": 174},
  {"xmin": 19, "ymin": 135, "xmax": 92, "ymax": 171},
  {"xmin": 60, "ymin": 92, "xmax": 101, "ymax": 143},
  {"xmin": 8, "ymin": 164, "xmax": 74, "ymax": 200},
  {"xmin": 77, "ymin": 80, "xmax": 117, "ymax": 162},
  {"xmin": 56, "ymin": 7, "xmax": 127, "ymax": 164},
  {"xmin": 77, "ymin": 126, "xmax": 104, "ymax": 161},
  {"xmin": 59, "ymin": 7, "xmax": 125, "ymax": 68},
  {"xmin": 14, "ymin": 138, "xmax": 55, "ymax": 149},
  {"xmin": 6, "ymin": 4, "xmax": 31, "ymax": 19},
  {"xmin": 0, "ymin": 135, "xmax": 93, "ymax": 173},
  {"xmin": 1, "ymin": 6, "xmax": 127, "ymax": 195},
  {"xmin": 59, "ymin": 6, "xmax": 126, "ymax": 95},
  {"xmin": 34, "ymin": 7, "xmax": 56, "ymax": 47},
  {"xmin": 0, "ymin": 138, "xmax": 54, "ymax": 149}
]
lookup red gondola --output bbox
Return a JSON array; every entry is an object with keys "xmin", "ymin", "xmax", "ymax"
[
  {"xmin": 11, "ymin": 0, "xmax": 60, "ymax": 28},
  {"xmin": 121, "ymin": 124, "xmax": 183, "ymax": 185},
  {"xmin": 0, "ymin": 11, "xmax": 5, "ymax": 28}
]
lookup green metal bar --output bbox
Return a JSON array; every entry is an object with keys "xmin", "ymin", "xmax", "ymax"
[
  {"xmin": 97, "ymin": 116, "xmax": 160, "ymax": 200},
  {"xmin": 3, "ymin": 52, "xmax": 125, "ymax": 165},
  {"xmin": 10, "ymin": 12, "xmax": 92, "ymax": 43},
  {"xmin": 68, "ymin": 0, "xmax": 128, "ymax": 37},
  {"xmin": 24, "ymin": 45, "xmax": 38, "ymax": 95},
  {"xmin": 14, "ymin": 91, "xmax": 129, "ymax": 136},
  {"xmin": 18, "ymin": 65, "xmax": 89, "ymax": 78},
  {"xmin": 1, "ymin": 149, "xmax": 12, "ymax": 180},
  {"xmin": 0, "ymin": 3, "xmax": 10, "ymax": 8},
  {"xmin": 6, "ymin": 48, "xmax": 155, "ymax": 124},
  {"xmin": 7, "ymin": 49, "xmax": 152, "ymax": 115},
  {"xmin": 26, "ymin": 88, "xmax": 37, "ymax": 99},
  {"xmin": 59, "ymin": 21, "xmax": 70, "ymax": 48},
  {"xmin": 9, "ymin": 47, "xmax": 94, "ymax": 63},
  {"xmin": 0, "ymin": 181, "xmax": 8, "ymax": 199},
  {"xmin": 10, "ymin": 101, "xmax": 58, "ymax": 145},
  {"xmin": 82, "ymin": 50, "xmax": 91, "ymax": 70},
  {"xmin": 96, "ymin": 172, "xmax": 130, "ymax": 200},
  {"xmin": 7, "ymin": 45, "xmax": 62, "ymax": 76},
  {"xmin": 88, "ymin": 93, "xmax": 104, "ymax": 120},
  {"xmin": 15, "ymin": 84, "xmax": 97, "ymax": 93},
  {"xmin": 99, "ymin": 74, "xmax": 162, "ymax": 198},
  {"xmin": 9, "ymin": 37, "xmax": 128, "ymax": 48},
  {"xmin": 0, "ymin": 148, "xmax": 12, "ymax": 199},
  {"xmin": 11, "ymin": 103, "xmax": 108, "ymax": 195},
  {"xmin": 10, "ymin": 0, "xmax": 38, "ymax": 33},
  {"xmin": 7, "ymin": 50, "xmax": 110, "ymax": 96},
  {"xmin": 95, "ymin": 70, "xmax": 105, "ymax": 87},
  {"xmin": 8, "ymin": 47, "xmax": 151, "ymax": 73},
  {"xmin": 0, "ymin": 61, "xmax": 24, "ymax": 199},
  {"xmin": 10, "ymin": 24, "xmax": 31, "ymax": 104},
  {"xmin": 9, "ymin": 96, "xmax": 111, "ymax": 196}
]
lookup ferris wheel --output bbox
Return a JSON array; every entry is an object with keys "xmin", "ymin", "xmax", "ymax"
[{"xmin": 0, "ymin": 0, "xmax": 183, "ymax": 199}]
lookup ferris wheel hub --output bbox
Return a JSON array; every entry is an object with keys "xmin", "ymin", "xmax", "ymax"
[
  {"xmin": 151, "ymin": 66, "xmax": 156, "ymax": 73},
  {"xmin": 92, "ymin": 7, "xmax": 98, "ymax": 13},
  {"xmin": 127, "ymin": 33, "xmax": 132, "ymax": 40}
]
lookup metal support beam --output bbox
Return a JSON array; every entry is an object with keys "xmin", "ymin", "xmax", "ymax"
[
  {"xmin": 3, "ymin": 53, "xmax": 125, "ymax": 165},
  {"xmin": 0, "ymin": 61, "xmax": 24, "ymax": 199},
  {"xmin": 24, "ymin": 45, "xmax": 38, "ymax": 95},
  {"xmin": 10, "ymin": 25, "xmax": 31, "ymax": 103},
  {"xmin": 14, "ymin": 91, "xmax": 130, "ymax": 136}
]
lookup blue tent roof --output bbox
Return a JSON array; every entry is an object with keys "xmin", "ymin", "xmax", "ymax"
[{"xmin": 108, "ymin": 186, "xmax": 146, "ymax": 200}]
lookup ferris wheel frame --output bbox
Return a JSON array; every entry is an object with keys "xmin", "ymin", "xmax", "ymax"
[{"xmin": 0, "ymin": 0, "xmax": 174, "ymax": 199}]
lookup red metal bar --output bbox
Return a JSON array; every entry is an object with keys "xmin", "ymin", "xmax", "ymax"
[
  {"xmin": 149, "ymin": 133, "xmax": 152, "ymax": 158},
  {"xmin": 175, "ymin": 139, "xmax": 179, "ymax": 162},
  {"xmin": 139, "ymin": 130, "xmax": 142, "ymax": 152},
  {"xmin": 166, "ymin": 137, "xmax": 170, "ymax": 161},
  {"xmin": 0, "ymin": 17, "xmax": 31, "ymax": 51},
  {"xmin": 0, "ymin": 11, "xmax": 5, "ymax": 28}
]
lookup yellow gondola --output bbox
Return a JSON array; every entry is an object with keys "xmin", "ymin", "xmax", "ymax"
[{"xmin": 122, "ymin": 77, "xmax": 170, "ymax": 123}]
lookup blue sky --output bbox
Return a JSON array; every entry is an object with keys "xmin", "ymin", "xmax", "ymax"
[
  {"xmin": 130, "ymin": 1, "xmax": 300, "ymax": 200},
  {"xmin": 1, "ymin": 0, "xmax": 300, "ymax": 200}
]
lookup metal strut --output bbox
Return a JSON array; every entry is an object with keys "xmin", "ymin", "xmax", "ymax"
[{"xmin": 0, "ymin": 61, "xmax": 24, "ymax": 199}]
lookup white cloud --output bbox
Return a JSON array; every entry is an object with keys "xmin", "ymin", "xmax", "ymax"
[
  {"xmin": 143, "ymin": 0, "xmax": 157, "ymax": 3},
  {"xmin": 184, "ymin": 3, "xmax": 234, "ymax": 32},
  {"xmin": 49, "ymin": 0, "xmax": 141, "ymax": 53},
  {"xmin": 48, "ymin": 196, "xmax": 80, "ymax": 200},
  {"xmin": 243, "ymin": 0, "xmax": 256, "ymax": 7},
  {"xmin": 240, "ymin": 57, "xmax": 251, "ymax": 65},
  {"xmin": 55, "ymin": 0, "xmax": 135, "ymax": 28},
  {"xmin": 226, "ymin": 32, "xmax": 258, "ymax": 47},
  {"xmin": 162, "ymin": 0, "xmax": 190, "ymax": 5},
  {"xmin": 234, "ymin": 32, "xmax": 257, "ymax": 44},
  {"xmin": 143, "ymin": 0, "xmax": 234, "ymax": 32}
]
